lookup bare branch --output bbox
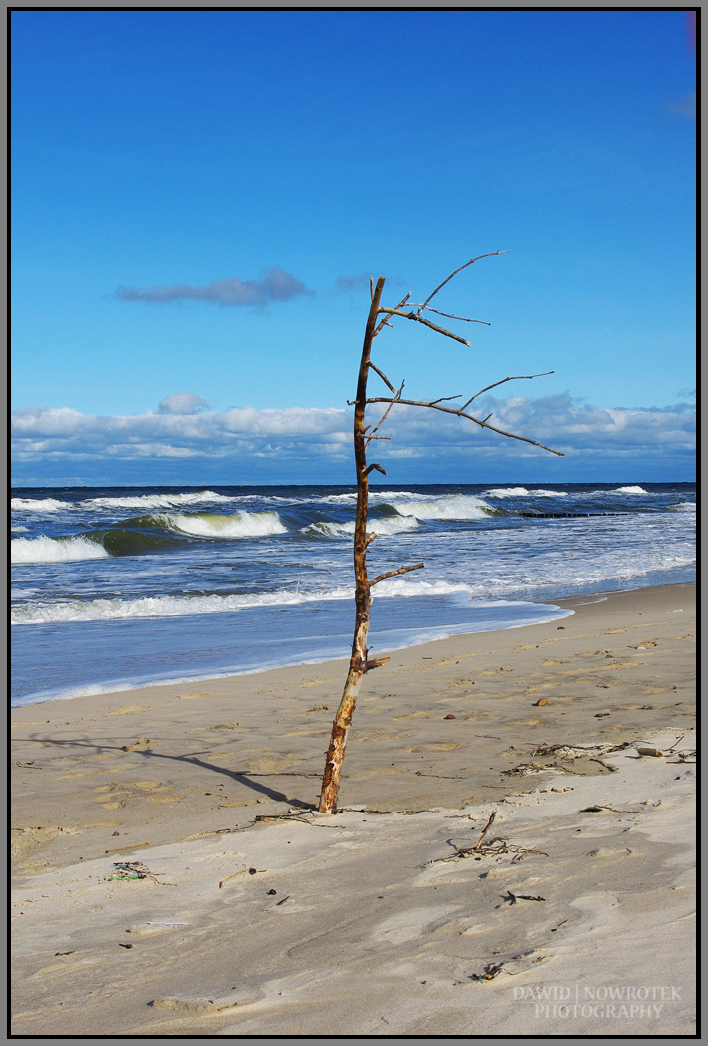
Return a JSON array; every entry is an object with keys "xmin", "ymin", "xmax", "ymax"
[
  {"xmin": 365, "ymin": 396, "xmax": 564, "ymax": 456},
  {"xmin": 460, "ymin": 372, "xmax": 554, "ymax": 412},
  {"xmin": 364, "ymin": 462, "xmax": 387, "ymax": 476},
  {"xmin": 430, "ymin": 395, "xmax": 462, "ymax": 405},
  {"xmin": 416, "ymin": 250, "xmax": 510, "ymax": 316},
  {"xmin": 482, "ymin": 412, "xmax": 493, "ymax": 423},
  {"xmin": 374, "ymin": 292, "xmax": 411, "ymax": 337},
  {"xmin": 370, "ymin": 276, "xmax": 374, "ymax": 302},
  {"xmin": 369, "ymin": 361, "xmax": 396, "ymax": 392},
  {"xmin": 404, "ymin": 304, "xmax": 491, "ymax": 325},
  {"xmin": 365, "ymin": 379, "xmax": 405, "ymax": 448},
  {"xmin": 370, "ymin": 562, "xmax": 425, "ymax": 587},
  {"xmin": 365, "ymin": 533, "xmax": 378, "ymax": 546},
  {"xmin": 378, "ymin": 308, "xmax": 471, "ymax": 346}
]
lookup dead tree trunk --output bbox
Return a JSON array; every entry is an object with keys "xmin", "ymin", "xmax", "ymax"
[
  {"xmin": 318, "ymin": 278, "xmax": 421, "ymax": 813},
  {"xmin": 318, "ymin": 253, "xmax": 563, "ymax": 813}
]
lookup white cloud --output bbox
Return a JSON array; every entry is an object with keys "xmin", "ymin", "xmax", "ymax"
[
  {"xmin": 11, "ymin": 394, "xmax": 695, "ymax": 485},
  {"xmin": 158, "ymin": 392, "xmax": 210, "ymax": 415}
]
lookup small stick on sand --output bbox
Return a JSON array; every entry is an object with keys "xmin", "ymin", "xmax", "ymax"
[
  {"xmin": 475, "ymin": 811, "xmax": 497, "ymax": 849},
  {"xmin": 105, "ymin": 841, "xmax": 149, "ymax": 855},
  {"xmin": 219, "ymin": 868, "xmax": 247, "ymax": 888}
]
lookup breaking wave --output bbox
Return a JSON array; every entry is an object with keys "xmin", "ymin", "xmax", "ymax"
[
  {"xmin": 387, "ymin": 494, "xmax": 495, "ymax": 520},
  {"xmin": 81, "ymin": 490, "xmax": 239, "ymax": 511},
  {"xmin": 11, "ymin": 497, "xmax": 73, "ymax": 512},
  {"xmin": 301, "ymin": 515, "xmax": 419, "ymax": 537},
  {"xmin": 11, "ymin": 535, "xmax": 110, "ymax": 564},
  {"xmin": 161, "ymin": 510, "xmax": 288, "ymax": 538}
]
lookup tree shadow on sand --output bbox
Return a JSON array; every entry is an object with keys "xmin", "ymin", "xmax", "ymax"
[{"xmin": 17, "ymin": 734, "xmax": 317, "ymax": 809}]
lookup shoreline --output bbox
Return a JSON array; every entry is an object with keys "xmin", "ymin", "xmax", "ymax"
[
  {"xmin": 12, "ymin": 581, "xmax": 694, "ymax": 842},
  {"xmin": 11, "ymin": 577, "xmax": 692, "ymax": 707},
  {"xmin": 12, "ymin": 581, "xmax": 695, "ymax": 1035},
  {"xmin": 12, "ymin": 594, "xmax": 572, "ymax": 708}
]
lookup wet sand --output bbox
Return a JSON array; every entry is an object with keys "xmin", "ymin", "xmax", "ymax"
[{"xmin": 11, "ymin": 583, "xmax": 696, "ymax": 1035}]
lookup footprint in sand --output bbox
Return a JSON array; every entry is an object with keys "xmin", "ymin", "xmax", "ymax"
[
  {"xmin": 93, "ymin": 780, "xmax": 182, "ymax": 808},
  {"xmin": 121, "ymin": 738, "xmax": 153, "ymax": 752}
]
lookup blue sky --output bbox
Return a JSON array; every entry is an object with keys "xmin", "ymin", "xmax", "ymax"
[{"xmin": 11, "ymin": 10, "xmax": 695, "ymax": 485}]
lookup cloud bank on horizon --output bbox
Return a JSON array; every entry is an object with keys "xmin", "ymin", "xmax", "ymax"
[
  {"xmin": 11, "ymin": 394, "xmax": 695, "ymax": 485},
  {"xmin": 114, "ymin": 267, "xmax": 313, "ymax": 307}
]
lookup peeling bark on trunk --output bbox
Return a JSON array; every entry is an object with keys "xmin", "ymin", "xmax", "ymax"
[{"xmin": 318, "ymin": 278, "xmax": 385, "ymax": 814}]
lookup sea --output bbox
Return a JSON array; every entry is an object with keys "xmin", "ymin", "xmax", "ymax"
[{"xmin": 11, "ymin": 482, "xmax": 696, "ymax": 707}]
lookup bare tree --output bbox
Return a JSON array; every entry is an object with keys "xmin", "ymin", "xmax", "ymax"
[{"xmin": 318, "ymin": 253, "xmax": 563, "ymax": 814}]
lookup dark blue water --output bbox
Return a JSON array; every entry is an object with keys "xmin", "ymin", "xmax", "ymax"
[{"xmin": 11, "ymin": 482, "xmax": 695, "ymax": 704}]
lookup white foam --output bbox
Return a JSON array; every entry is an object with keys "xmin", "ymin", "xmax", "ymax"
[
  {"xmin": 301, "ymin": 515, "xmax": 419, "ymax": 538},
  {"xmin": 11, "ymin": 535, "xmax": 109, "ymax": 564},
  {"xmin": 10, "ymin": 575, "xmax": 490, "ymax": 624},
  {"xmin": 614, "ymin": 485, "xmax": 648, "ymax": 494},
  {"xmin": 11, "ymin": 526, "xmax": 29, "ymax": 533},
  {"xmin": 11, "ymin": 497, "xmax": 73, "ymax": 512},
  {"xmin": 161, "ymin": 510, "xmax": 287, "ymax": 538},
  {"xmin": 374, "ymin": 577, "xmax": 474, "ymax": 597},
  {"xmin": 11, "ymin": 586, "xmax": 357, "ymax": 624},
  {"xmin": 81, "ymin": 490, "xmax": 239, "ymax": 510},
  {"xmin": 482, "ymin": 487, "xmax": 569, "ymax": 498},
  {"xmin": 390, "ymin": 495, "xmax": 493, "ymax": 520}
]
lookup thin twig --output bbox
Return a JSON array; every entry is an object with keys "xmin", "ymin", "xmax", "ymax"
[
  {"xmin": 475, "ymin": 811, "xmax": 497, "ymax": 849},
  {"xmin": 460, "ymin": 372, "xmax": 554, "ymax": 412},
  {"xmin": 365, "ymin": 396, "xmax": 564, "ymax": 456},
  {"xmin": 378, "ymin": 308, "xmax": 471, "ymax": 345},
  {"xmin": 365, "ymin": 379, "xmax": 404, "ymax": 447},
  {"xmin": 429, "ymin": 840, "xmax": 548, "ymax": 865},
  {"xmin": 374, "ymin": 293, "xmax": 410, "ymax": 337},
  {"xmin": 404, "ymin": 304, "xmax": 491, "ymax": 324},
  {"xmin": 370, "ymin": 562, "xmax": 425, "ymax": 587},
  {"xmin": 416, "ymin": 250, "xmax": 510, "ymax": 316},
  {"xmin": 219, "ymin": 868, "xmax": 247, "ymax": 888},
  {"xmin": 369, "ymin": 361, "xmax": 396, "ymax": 392}
]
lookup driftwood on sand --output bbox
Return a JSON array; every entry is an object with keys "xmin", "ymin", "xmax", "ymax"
[{"xmin": 318, "ymin": 253, "xmax": 563, "ymax": 813}]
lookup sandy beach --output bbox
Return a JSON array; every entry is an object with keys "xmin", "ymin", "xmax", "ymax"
[{"xmin": 11, "ymin": 582, "xmax": 696, "ymax": 1036}]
